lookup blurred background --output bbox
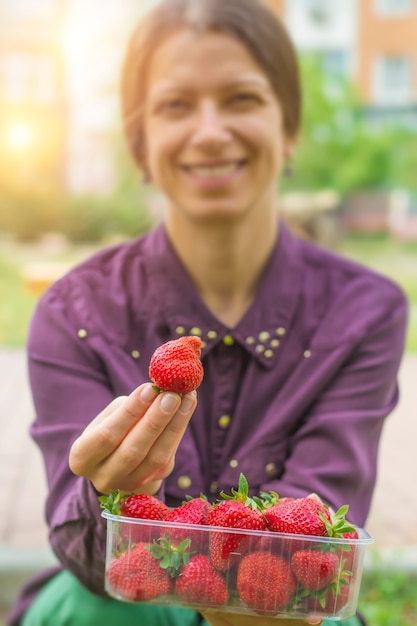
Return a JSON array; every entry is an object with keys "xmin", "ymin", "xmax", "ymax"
[
  {"xmin": 0, "ymin": 1, "xmax": 416, "ymax": 625},
  {"xmin": 0, "ymin": 0, "xmax": 416, "ymax": 348}
]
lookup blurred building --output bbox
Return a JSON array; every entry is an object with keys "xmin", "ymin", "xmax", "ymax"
[
  {"xmin": 357, "ymin": 0, "xmax": 417, "ymax": 124},
  {"xmin": 63, "ymin": 0, "xmax": 137, "ymax": 195},
  {"xmin": 0, "ymin": 0, "xmax": 67, "ymax": 191},
  {"xmin": 268, "ymin": 0, "xmax": 417, "ymax": 241},
  {"xmin": 273, "ymin": 0, "xmax": 417, "ymax": 124},
  {"xmin": 0, "ymin": 0, "xmax": 150, "ymax": 195}
]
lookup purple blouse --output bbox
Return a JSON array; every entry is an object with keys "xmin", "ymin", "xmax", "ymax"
[{"xmin": 9, "ymin": 221, "xmax": 408, "ymax": 624}]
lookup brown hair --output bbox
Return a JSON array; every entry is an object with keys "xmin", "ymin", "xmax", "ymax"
[{"xmin": 121, "ymin": 0, "xmax": 301, "ymax": 171}]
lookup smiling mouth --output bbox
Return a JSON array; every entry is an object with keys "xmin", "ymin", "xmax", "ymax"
[{"xmin": 182, "ymin": 160, "xmax": 246, "ymax": 179}]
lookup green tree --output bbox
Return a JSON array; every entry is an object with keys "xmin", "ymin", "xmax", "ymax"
[{"xmin": 285, "ymin": 56, "xmax": 417, "ymax": 197}]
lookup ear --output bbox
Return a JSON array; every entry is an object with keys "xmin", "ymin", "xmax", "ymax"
[{"xmin": 283, "ymin": 136, "xmax": 297, "ymax": 162}]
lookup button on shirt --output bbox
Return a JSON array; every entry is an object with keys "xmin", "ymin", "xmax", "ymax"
[{"xmin": 15, "ymin": 221, "xmax": 408, "ymax": 618}]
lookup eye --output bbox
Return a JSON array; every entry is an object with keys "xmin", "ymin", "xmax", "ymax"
[
  {"xmin": 229, "ymin": 92, "xmax": 260, "ymax": 106},
  {"xmin": 158, "ymin": 99, "xmax": 190, "ymax": 114},
  {"xmin": 166, "ymin": 99, "xmax": 187, "ymax": 109}
]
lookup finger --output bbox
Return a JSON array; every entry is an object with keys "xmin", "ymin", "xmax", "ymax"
[
  {"xmin": 119, "ymin": 391, "xmax": 197, "ymax": 487},
  {"xmin": 104, "ymin": 391, "xmax": 194, "ymax": 482},
  {"xmin": 71, "ymin": 383, "xmax": 159, "ymax": 469},
  {"xmin": 83, "ymin": 396, "xmax": 127, "ymax": 433},
  {"xmin": 145, "ymin": 391, "xmax": 197, "ymax": 455},
  {"xmin": 120, "ymin": 390, "xmax": 183, "ymax": 458}
]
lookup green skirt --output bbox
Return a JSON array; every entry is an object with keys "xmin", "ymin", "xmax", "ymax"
[{"xmin": 22, "ymin": 570, "xmax": 363, "ymax": 626}]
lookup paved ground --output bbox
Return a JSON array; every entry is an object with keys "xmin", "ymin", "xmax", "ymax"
[{"xmin": 0, "ymin": 349, "xmax": 416, "ymax": 622}]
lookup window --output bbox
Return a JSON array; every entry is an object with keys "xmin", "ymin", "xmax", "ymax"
[
  {"xmin": 306, "ymin": 0, "xmax": 333, "ymax": 25},
  {"xmin": 322, "ymin": 50, "xmax": 349, "ymax": 77},
  {"xmin": 373, "ymin": 56, "xmax": 413, "ymax": 106},
  {"xmin": 374, "ymin": 0, "xmax": 414, "ymax": 16}
]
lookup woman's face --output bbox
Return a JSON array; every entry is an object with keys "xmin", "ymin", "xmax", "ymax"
[{"xmin": 143, "ymin": 28, "xmax": 294, "ymax": 224}]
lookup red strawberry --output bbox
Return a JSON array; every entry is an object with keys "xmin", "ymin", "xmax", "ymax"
[
  {"xmin": 119, "ymin": 493, "xmax": 170, "ymax": 520},
  {"xmin": 106, "ymin": 543, "xmax": 174, "ymax": 601},
  {"xmin": 166, "ymin": 495, "xmax": 212, "ymax": 525},
  {"xmin": 253, "ymin": 529, "xmax": 276, "ymax": 553},
  {"xmin": 99, "ymin": 490, "xmax": 169, "ymax": 520},
  {"xmin": 338, "ymin": 524, "xmax": 359, "ymax": 572},
  {"xmin": 208, "ymin": 474, "xmax": 266, "ymax": 571},
  {"xmin": 304, "ymin": 575, "xmax": 352, "ymax": 615},
  {"xmin": 291, "ymin": 549, "xmax": 340, "ymax": 591},
  {"xmin": 100, "ymin": 490, "xmax": 169, "ymax": 544},
  {"xmin": 176, "ymin": 554, "xmax": 229, "ymax": 606},
  {"xmin": 343, "ymin": 527, "xmax": 359, "ymax": 540},
  {"xmin": 208, "ymin": 501, "xmax": 265, "ymax": 571},
  {"xmin": 264, "ymin": 497, "xmax": 331, "ymax": 538},
  {"xmin": 149, "ymin": 336, "xmax": 204, "ymax": 394},
  {"xmin": 237, "ymin": 552, "xmax": 297, "ymax": 614},
  {"xmin": 165, "ymin": 496, "xmax": 212, "ymax": 547}
]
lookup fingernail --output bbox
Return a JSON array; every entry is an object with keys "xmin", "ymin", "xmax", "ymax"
[
  {"xmin": 160, "ymin": 393, "xmax": 180, "ymax": 413},
  {"xmin": 140, "ymin": 384, "xmax": 158, "ymax": 402},
  {"xmin": 179, "ymin": 392, "xmax": 196, "ymax": 414}
]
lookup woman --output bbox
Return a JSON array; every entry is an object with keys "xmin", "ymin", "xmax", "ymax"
[{"xmin": 8, "ymin": 1, "xmax": 407, "ymax": 625}]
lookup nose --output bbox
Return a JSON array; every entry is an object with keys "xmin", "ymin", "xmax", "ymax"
[{"xmin": 190, "ymin": 101, "xmax": 231, "ymax": 149}]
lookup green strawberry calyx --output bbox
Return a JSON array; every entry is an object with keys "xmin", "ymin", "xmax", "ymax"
[
  {"xmin": 147, "ymin": 537, "xmax": 191, "ymax": 577},
  {"xmin": 321, "ymin": 504, "xmax": 357, "ymax": 538},
  {"xmin": 253, "ymin": 490, "xmax": 281, "ymax": 510},
  {"xmin": 99, "ymin": 489, "xmax": 123, "ymax": 515},
  {"xmin": 151, "ymin": 384, "xmax": 183, "ymax": 397},
  {"xmin": 184, "ymin": 493, "xmax": 209, "ymax": 503},
  {"xmin": 295, "ymin": 569, "xmax": 352, "ymax": 608},
  {"xmin": 218, "ymin": 473, "xmax": 260, "ymax": 510}
]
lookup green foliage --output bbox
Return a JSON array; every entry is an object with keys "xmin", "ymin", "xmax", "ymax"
[
  {"xmin": 285, "ymin": 56, "xmax": 417, "ymax": 198},
  {"xmin": 0, "ymin": 129, "xmax": 153, "ymax": 243},
  {"xmin": 0, "ymin": 253, "xmax": 37, "ymax": 346},
  {"xmin": 338, "ymin": 234, "xmax": 417, "ymax": 352},
  {"xmin": 101, "ymin": 127, "xmax": 156, "ymax": 239},
  {"xmin": 359, "ymin": 569, "xmax": 417, "ymax": 626},
  {"xmin": 0, "ymin": 183, "xmax": 153, "ymax": 243},
  {"xmin": 0, "ymin": 188, "xmax": 64, "ymax": 242},
  {"xmin": 61, "ymin": 191, "xmax": 152, "ymax": 243}
]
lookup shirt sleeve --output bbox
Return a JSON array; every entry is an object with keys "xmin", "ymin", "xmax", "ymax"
[
  {"xmin": 259, "ymin": 283, "xmax": 408, "ymax": 527},
  {"xmin": 27, "ymin": 280, "xmax": 119, "ymax": 596}
]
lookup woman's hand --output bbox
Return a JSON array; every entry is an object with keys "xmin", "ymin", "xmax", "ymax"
[
  {"xmin": 200, "ymin": 612, "xmax": 322, "ymax": 626},
  {"xmin": 69, "ymin": 383, "xmax": 197, "ymax": 494}
]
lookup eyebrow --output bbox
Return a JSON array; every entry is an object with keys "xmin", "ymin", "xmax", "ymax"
[{"xmin": 149, "ymin": 75, "xmax": 271, "ymax": 97}]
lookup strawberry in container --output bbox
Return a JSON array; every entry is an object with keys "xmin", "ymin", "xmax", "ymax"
[
  {"xmin": 101, "ymin": 332, "xmax": 372, "ymax": 620},
  {"xmin": 99, "ymin": 490, "xmax": 170, "ymax": 545},
  {"xmin": 207, "ymin": 473, "xmax": 266, "ymax": 571},
  {"xmin": 101, "ymin": 475, "xmax": 372, "ymax": 619},
  {"xmin": 106, "ymin": 542, "xmax": 175, "ymax": 602},
  {"xmin": 164, "ymin": 495, "xmax": 212, "ymax": 550}
]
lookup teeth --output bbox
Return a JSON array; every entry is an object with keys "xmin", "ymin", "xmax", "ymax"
[{"xmin": 189, "ymin": 164, "xmax": 239, "ymax": 177}]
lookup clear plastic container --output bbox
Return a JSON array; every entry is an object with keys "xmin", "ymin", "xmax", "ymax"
[{"xmin": 102, "ymin": 511, "xmax": 372, "ymax": 620}]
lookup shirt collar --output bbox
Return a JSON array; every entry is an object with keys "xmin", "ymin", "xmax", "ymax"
[{"xmin": 143, "ymin": 220, "xmax": 303, "ymax": 367}]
